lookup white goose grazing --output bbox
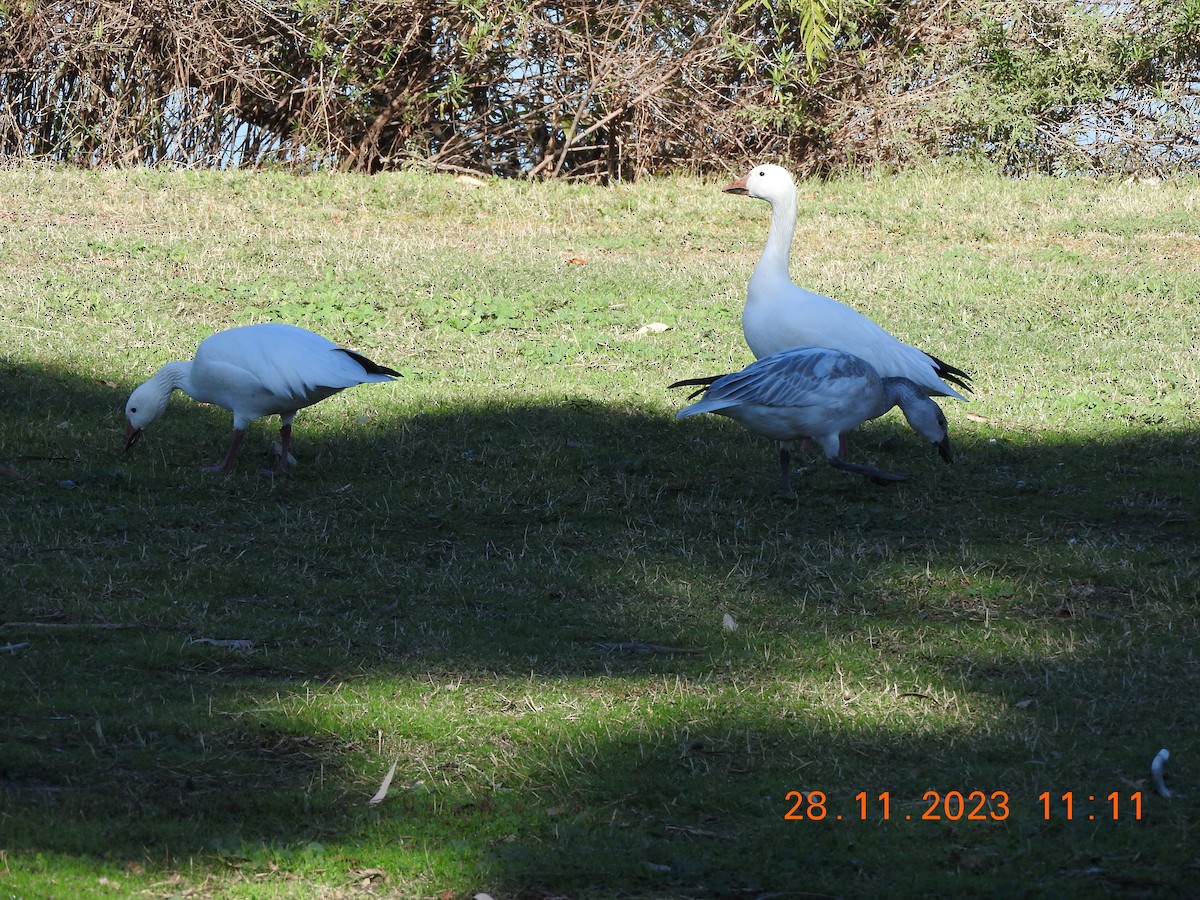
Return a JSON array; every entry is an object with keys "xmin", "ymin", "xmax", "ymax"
[
  {"xmin": 725, "ymin": 163, "xmax": 972, "ymax": 400},
  {"xmin": 123, "ymin": 323, "xmax": 400, "ymax": 474},
  {"xmin": 672, "ymin": 346, "xmax": 952, "ymax": 493}
]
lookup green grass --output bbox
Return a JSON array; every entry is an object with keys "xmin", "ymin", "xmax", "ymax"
[{"xmin": 1, "ymin": 164, "xmax": 1198, "ymax": 898}]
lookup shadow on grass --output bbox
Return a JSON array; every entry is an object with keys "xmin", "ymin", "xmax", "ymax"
[{"xmin": 1, "ymin": 359, "xmax": 1198, "ymax": 896}]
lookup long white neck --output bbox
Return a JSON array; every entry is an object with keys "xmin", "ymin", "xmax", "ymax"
[
  {"xmin": 750, "ymin": 187, "xmax": 797, "ymax": 292},
  {"xmin": 136, "ymin": 361, "xmax": 195, "ymax": 422},
  {"xmin": 155, "ymin": 360, "xmax": 194, "ymax": 393}
]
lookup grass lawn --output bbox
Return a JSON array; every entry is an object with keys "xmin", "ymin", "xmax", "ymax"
[{"xmin": 0, "ymin": 164, "xmax": 1197, "ymax": 898}]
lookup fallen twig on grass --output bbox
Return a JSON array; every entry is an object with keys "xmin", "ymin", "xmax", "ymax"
[
  {"xmin": 3, "ymin": 621, "xmax": 133, "ymax": 629},
  {"xmin": 369, "ymin": 760, "xmax": 399, "ymax": 806},
  {"xmin": 594, "ymin": 641, "xmax": 703, "ymax": 654},
  {"xmin": 186, "ymin": 637, "xmax": 253, "ymax": 650}
]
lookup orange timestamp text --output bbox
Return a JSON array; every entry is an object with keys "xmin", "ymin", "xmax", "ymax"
[{"xmin": 784, "ymin": 790, "xmax": 1145, "ymax": 822}]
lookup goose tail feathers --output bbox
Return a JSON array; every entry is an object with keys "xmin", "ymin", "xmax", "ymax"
[
  {"xmin": 668, "ymin": 373, "xmax": 731, "ymax": 400},
  {"xmin": 928, "ymin": 353, "xmax": 973, "ymax": 394},
  {"xmin": 337, "ymin": 349, "xmax": 402, "ymax": 379}
]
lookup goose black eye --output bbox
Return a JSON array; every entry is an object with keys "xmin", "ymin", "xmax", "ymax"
[{"xmin": 130, "ymin": 407, "xmax": 137, "ymax": 414}]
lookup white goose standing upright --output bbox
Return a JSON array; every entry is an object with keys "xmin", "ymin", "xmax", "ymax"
[
  {"xmin": 123, "ymin": 323, "xmax": 400, "ymax": 474},
  {"xmin": 724, "ymin": 164, "xmax": 971, "ymax": 400}
]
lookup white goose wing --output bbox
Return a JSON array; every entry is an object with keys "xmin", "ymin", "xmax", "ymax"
[
  {"xmin": 678, "ymin": 348, "xmax": 875, "ymax": 417},
  {"xmin": 242, "ymin": 324, "xmax": 396, "ymax": 393},
  {"xmin": 746, "ymin": 287, "xmax": 967, "ymax": 400},
  {"xmin": 190, "ymin": 324, "xmax": 397, "ymax": 422}
]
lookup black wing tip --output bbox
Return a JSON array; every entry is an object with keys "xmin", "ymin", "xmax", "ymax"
[
  {"xmin": 339, "ymin": 348, "xmax": 402, "ymax": 378},
  {"xmin": 928, "ymin": 354, "xmax": 973, "ymax": 394},
  {"xmin": 668, "ymin": 373, "xmax": 730, "ymax": 400},
  {"xmin": 668, "ymin": 374, "xmax": 725, "ymax": 390}
]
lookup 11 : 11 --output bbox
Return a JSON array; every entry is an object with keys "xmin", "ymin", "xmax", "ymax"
[{"xmin": 1038, "ymin": 791, "xmax": 1142, "ymax": 820}]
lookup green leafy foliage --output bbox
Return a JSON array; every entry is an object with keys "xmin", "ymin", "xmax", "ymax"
[
  {"xmin": 229, "ymin": 273, "xmax": 388, "ymax": 332},
  {"xmin": 417, "ymin": 289, "xmax": 536, "ymax": 333},
  {"xmin": 736, "ymin": 0, "xmax": 851, "ymax": 76}
]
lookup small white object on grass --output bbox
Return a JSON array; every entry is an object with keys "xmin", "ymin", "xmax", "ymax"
[
  {"xmin": 1151, "ymin": 748, "xmax": 1171, "ymax": 798},
  {"xmin": 369, "ymin": 759, "xmax": 399, "ymax": 806},
  {"xmin": 723, "ymin": 613, "xmax": 738, "ymax": 632},
  {"xmin": 271, "ymin": 440, "xmax": 298, "ymax": 466}
]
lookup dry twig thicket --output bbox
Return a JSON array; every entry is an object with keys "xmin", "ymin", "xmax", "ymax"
[{"xmin": 0, "ymin": 0, "xmax": 1197, "ymax": 177}]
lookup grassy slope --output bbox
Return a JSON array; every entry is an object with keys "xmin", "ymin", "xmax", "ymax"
[{"xmin": 0, "ymin": 166, "xmax": 1197, "ymax": 898}]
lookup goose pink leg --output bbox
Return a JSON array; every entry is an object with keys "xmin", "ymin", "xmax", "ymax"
[
  {"xmin": 202, "ymin": 429, "xmax": 245, "ymax": 474},
  {"xmin": 273, "ymin": 424, "xmax": 293, "ymax": 474}
]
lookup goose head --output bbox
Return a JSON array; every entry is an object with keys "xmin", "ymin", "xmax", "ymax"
[
  {"xmin": 893, "ymin": 384, "xmax": 953, "ymax": 464},
  {"xmin": 123, "ymin": 377, "xmax": 172, "ymax": 451},
  {"xmin": 724, "ymin": 164, "xmax": 796, "ymax": 203}
]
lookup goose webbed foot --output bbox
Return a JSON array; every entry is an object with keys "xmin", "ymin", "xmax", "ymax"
[
  {"xmin": 829, "ymin": 456, "xmax": 908, "ymax": 486},
  {"xmin": 201, "ymin": 429, "xmax": 244, "ymax": 475}
]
